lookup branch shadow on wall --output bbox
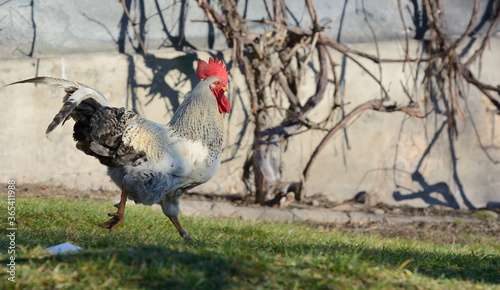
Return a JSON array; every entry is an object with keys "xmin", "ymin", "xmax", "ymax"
[
  {"xmin": 392, "ymin": 119, "xmax": 475, "ymax": 209},
  {"xmin": 459, "ymin": 0, "xmax": 499, "ymax": 57},
  {"xmin": 117, "ymin": 0, "xmax": 198, "ymax": 115},
  {"xmin": 388, "ymin": 0, "xmax": 482, "ymax": 209},
  {"xmin": 120, "ymin": 53, "xmax": 200, "ymax": 117},
  {"xmin": 114, "ymin": 0, "xmax": 249, "ymax": 161},
  {"xmin": 13, "ymin": 0, "xmax": 37, "ymax": 58}
]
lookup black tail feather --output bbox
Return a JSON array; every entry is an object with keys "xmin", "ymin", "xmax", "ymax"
[
  {"xmin": 70, "ymin": 99, "xmax": 142, "ymax": 167},
  {"xmin": 46, "ymin": 101, "xmax": 78, "ymax": 134}
]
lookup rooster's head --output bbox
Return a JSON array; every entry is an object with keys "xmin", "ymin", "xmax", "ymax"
[{"xmin": 196, "ymin": 57, "xmax": 230, "ymax": 114}]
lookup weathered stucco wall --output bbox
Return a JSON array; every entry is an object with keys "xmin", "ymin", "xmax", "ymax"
[
  {"xmin": 0, "ymin": 0, "xmax": 499, "ymax": 209},
  {"xmin": 1, "ymin": 0, "xmax": 498, "ymax": 60}
]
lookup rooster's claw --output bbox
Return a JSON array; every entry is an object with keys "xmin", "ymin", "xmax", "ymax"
[
  {"xmin": 98, "ymin": 181, "xmax": 127, "ymax": 232},
  {"xmin": 99, "ymin": 215, "xmax": 123, "ymax": 231}
]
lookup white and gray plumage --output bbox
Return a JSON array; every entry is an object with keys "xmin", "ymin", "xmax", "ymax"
[{"xmin": 10, "ymin": 58, "xmax": 231, "ymax": 240}]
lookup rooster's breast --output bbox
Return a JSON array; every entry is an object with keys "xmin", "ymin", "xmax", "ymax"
[{"xmin": 155, "ymin": 136, "xmax": 222, "ymax": 186}]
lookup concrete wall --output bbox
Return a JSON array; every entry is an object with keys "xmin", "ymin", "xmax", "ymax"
[
  {"xmin": 1, "ymin": 0, "xmax": 499, "ymax": 209},
  {"xmin": 1, "ymin": 0, "xmax": 498, "ymax": 59}
]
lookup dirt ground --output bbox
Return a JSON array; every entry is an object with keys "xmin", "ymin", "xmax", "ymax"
[{"xmin": 9, "ymin": 183, "xmax": 500, "ymax": 245}]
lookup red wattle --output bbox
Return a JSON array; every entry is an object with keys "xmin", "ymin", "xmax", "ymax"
[
  {"xmin": 212, "ymin": 87, "xmax": 231, "ymax": 114},
  {"xmin": 218, "ymin": 95, "xmax": 231, "ymax": 114}
]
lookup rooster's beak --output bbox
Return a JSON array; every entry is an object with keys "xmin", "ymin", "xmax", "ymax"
[{"xmin": 223, "ymin": 87, "xmax": 227, "ymax": 92}]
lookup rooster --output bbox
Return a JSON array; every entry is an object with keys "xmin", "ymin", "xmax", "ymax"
[{"xmin": 10, "ymin": 57, "xmax": 231, "ymax": 241}]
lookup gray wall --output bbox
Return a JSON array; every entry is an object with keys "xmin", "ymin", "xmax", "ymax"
[{"xmin": 2, "ymin": 0, "xmax": 498, "ymax": 59}]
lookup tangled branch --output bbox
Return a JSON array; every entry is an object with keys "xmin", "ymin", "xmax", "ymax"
[{"xmin": 120, "ymin": 0, "xmax": 500, "ymax": 204}]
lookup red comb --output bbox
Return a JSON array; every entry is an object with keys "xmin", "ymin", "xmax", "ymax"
[{"xmin": 196, "ymin": 57, "xmax": 228, "ymax": 86}]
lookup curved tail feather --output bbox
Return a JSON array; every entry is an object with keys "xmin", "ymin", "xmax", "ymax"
[
  {"xmin": 10, "ymin": 76, "xmax": 154, "ymax": 167},
  {"xmin": 8, "ymin": 77, "xmax": 110, "ymax": 134}
]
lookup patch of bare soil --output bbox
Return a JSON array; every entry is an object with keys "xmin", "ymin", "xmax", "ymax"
[
  {"xmin": 319, "ymin": 220, "xmax": 499, "ymax": 245},
  {"xmin": 6, "ymin": 183, "xmax": 499, "ymax": 245},
  {"xmin": 182, "ymin": 191, "xmax": 499, "ymax": 245}
]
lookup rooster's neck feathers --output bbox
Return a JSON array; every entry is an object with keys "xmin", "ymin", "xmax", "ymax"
[{"xmin": 168, "ymin": 77, "xmax": 224, "ymax": 153}]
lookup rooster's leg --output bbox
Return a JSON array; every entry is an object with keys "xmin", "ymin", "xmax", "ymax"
[
  {"xmin": 168, "ymin": 216, "xmax": 191, "ymax": 241},
  {"xmin": 99, "ymin": 181, "xmax": 128, "ymax": 231}
]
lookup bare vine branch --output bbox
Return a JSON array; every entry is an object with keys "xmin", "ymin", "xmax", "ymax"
[
  {"xmin": 191, "ymin": 0, "xmax": 500, "ymax": 204},
  {"xmin": 302, "ymin": 100, "xmax": 422, "ymax": 186}
]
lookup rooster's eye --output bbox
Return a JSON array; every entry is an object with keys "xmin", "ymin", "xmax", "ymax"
[{"xmin": 210, "ymin": 81, "xmax": 222, "ymax": 89}]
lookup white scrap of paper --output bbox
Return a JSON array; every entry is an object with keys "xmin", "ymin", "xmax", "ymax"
[{"xmin": 45, "ymin": 242, "xmax": 82, "ymax": 254}]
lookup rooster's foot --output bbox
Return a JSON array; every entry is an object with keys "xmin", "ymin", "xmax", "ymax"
[
  {"xmin": 168, "ymin": 216, "xmax": 192, "ymax": 242},
  {"xmin": 98, "ymin": 213, "xmax": 124, "ymax": 231},
  {"xmin": 99, "ymin": 181, "xmax": 128, "ymax": 232}
]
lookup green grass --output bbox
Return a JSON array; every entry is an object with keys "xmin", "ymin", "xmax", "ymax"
[
  {"xmin": 472, "ymin": 211, "xmax": 498, "ymax": 220},
  {"xmin": 0, "ymin": 197, "xmax": 499, "ymax": 289}
]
